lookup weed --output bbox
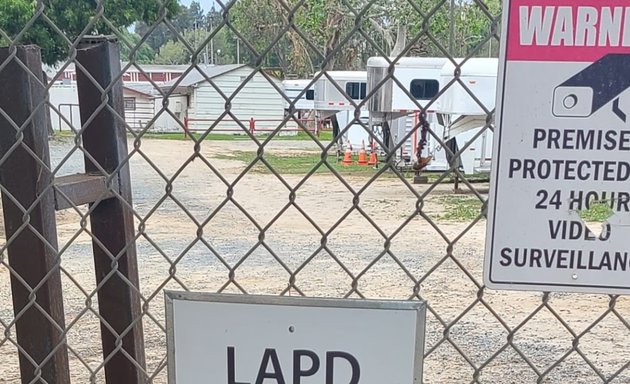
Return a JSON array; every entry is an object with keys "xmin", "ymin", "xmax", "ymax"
[
  {"xmin": 579, "ymin": 201, "xmax": 615, "ymax": 223},
  {"xmin": 438, "ymin": 195, "xmax": 485, "ymax": 221}
]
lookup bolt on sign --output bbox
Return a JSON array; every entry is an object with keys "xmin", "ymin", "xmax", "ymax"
[
  {"xmin": 485, "ymin": 0, "xmax": 630, "ymax": 294},
  {"xmin": 165, "ymin": 292, "xmax": 426, "ymax": 383}
]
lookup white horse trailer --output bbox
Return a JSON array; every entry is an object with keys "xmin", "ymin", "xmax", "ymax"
[
  {"xmin": 437, "ymin": 58, "xmax": 499, "ymax": 174},
  {"xmin": 314, "ymin": 71, "xmax": 369, "ymax": 149},
  {"xmin": 282, "ymin": 79, "xmax": 315, "ymax": 114},
  {"xmin": 367, "ymin": 57, "xmax": 449, "ymax": 169},
  {"xmin": 314, "ymin": 71, "xmax": 367, "ymax": 113}
]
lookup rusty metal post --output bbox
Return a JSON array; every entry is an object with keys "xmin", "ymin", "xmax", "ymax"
[
  {"xmin": 249, "ymin": 117, "xmax": 256, "ymax": 135},
  {"xmin": 75, "ymin": 36, "xmax": 147, "ymax": 383},
  {"xmin": 0, "ymin": 45, "xmax": 71, "ymax": 384}
]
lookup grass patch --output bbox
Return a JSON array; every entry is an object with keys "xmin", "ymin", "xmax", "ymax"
[
  {"xmin": 53, "ymin": 130, "xmax": 76, "ymax": 138},
  {"xmin": 438, "ymin": 195, "xmax": 485, "ymax": 221},
  {"xmin": 426, "ymin": 172, "xmax": 490, "ymax": 184},
  {"xmin": 55, "ymin": 130, "xmax": 332, "ymax": 142},
  {"xmin": 135, "ymin": 131, "xmax": 332, "ymax": 142},
  {"xmin": 216, "ymin": 150, "xmax": 383, "ymax": 175},
  {"xmin": 579, "ymin": 201, "xmax": 614, "ymax": 223},
  {"xmin": 140, "ymin": 132, "xmax": 245, "ymax": 141},
  {"xmin": 215, "ymin": 151, "xmax": 495, "ymax": 182}
]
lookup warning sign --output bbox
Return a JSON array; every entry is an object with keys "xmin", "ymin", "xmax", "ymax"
[{"xmin": 485, "ymin": 0, "xmax": 630, "ymax": 294}]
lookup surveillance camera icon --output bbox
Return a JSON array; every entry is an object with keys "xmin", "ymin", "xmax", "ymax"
[
  {"xmin": 552, "ymin": 86, "xmax": 594, "ymax": 118},
  {"xmin": 551, "ymin": 54, "xmax": 630, "ymax": 121}
]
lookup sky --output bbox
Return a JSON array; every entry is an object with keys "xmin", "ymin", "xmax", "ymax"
[{"xmin": 178, "ymin": 0, "xmax": 218, "ymax": 11}]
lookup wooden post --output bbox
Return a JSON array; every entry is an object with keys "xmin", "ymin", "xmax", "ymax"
[
  {"xmin": 75, "ymin": 36, "xmax": 147, "ymax": 384},
  {"xmin": 0, "ymin": 45, "xmax": 70, "ymax": 384}
]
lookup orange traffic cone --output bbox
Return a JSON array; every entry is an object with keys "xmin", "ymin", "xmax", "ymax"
[
  {"xmin": 357, "ymin": 140, "xmax": 368, "ymax": 166},
  {"xmin": 368, "ymin": 142, "xmax": 378, "ymax": 166},
  {"xmin": 342, "ymin": 143, "xmax": 353, "ymax": 166}
]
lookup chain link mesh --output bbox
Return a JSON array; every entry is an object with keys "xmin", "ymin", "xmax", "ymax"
[{"xmin": 0, "ymin": 0, "xmax": 629, "ymax": 383}]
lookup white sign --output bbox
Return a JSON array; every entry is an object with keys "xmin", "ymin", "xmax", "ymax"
[
  {"xmin": 165, "ymin": 292, "xmax": 426, "ymax": 383},
  {"xmin": 485, "ymin": 0, "xmax": 630, "ymax": 294}
]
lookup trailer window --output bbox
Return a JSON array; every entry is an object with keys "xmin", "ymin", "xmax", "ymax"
[
  {"xmin": 306, "ymin": 89, "xmax": 315, "ymax": 100},
  {"xmin": 410, "ymin": 79, "xmax": 439, "ymax": 100},
  {"xmin": 346, "ymin": 82, "xmax": 367, "ymax": 100}
]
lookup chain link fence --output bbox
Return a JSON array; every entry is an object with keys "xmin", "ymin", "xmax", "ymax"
[{"xmin": 0, "ymin": 0, "xmax": 629, "ymax": 383}]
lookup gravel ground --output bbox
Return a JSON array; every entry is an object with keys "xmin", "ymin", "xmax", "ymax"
[{"xmin": 1, "ymin": 137, "xmax": 629, "ymax": 383}]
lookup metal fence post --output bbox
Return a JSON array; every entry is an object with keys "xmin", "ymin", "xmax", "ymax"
[
  {"xmin": 75, "ymin": 36, "xmax": 147, "ymax": 384},
  {"xmin": 0, "ymin": 45, "xmax": 71, "ymax": 384},
  {"xmin": 250, "ymin": 117, "xmax": 256, "ymax": 135}
]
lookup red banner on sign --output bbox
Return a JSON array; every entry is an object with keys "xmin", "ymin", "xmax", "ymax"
[{"xmin": 507, "ymin": 0, "xmax": 630, "ymax": 61}]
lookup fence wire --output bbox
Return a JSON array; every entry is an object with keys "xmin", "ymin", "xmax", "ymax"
[{"xmin": 0, "ymin": 1, "xmax": 629, "ymax": 384}]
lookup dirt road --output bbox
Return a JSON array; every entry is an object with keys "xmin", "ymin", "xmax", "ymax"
[{"xmin": 0, "ymin": 137, "xmax": 628, "ymax": 383}]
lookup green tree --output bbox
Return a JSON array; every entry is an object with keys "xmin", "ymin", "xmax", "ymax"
[
  {"xmin": 229, "ymin": 0, "xmax": 371, "ymax": 75},
  {"xmin": 0, "ymin": 0, "xmax": 66, "ymax": 63},
  {"xmin": 457, "ymin": 0, "xmax": 502, "ymax": 57},
  {"xmin": 392, "ymin": 0, "xmax": 502, "ymax": 57},
  {"xmin": 205, "ymin": 4, "xmax": 222, "ymax": 31},
  {"xmin": 228, "ymin": 0, "xmax": 502, "ymax": 76},
  {"xmin": 207, "ymin": 6, "xmax": 238, "ymax": 64},
  {"xmin": 119, "ymin": 31, "xmax": 156, "ymax": 63},
  {"xmin": 154, "ymin": 39, "xmax": 188, "ymax": 64},
  {"xmin": 229, "ymin": 0, "xmax": 291, "ymax": 71},
  {"xmin": 154, "ymin": 28, "xmax": 235, "ymax": 65},
  {"xmin": 188, "ymin": 1, "xmax": 206, "ymax": 30},
  {"xmin": 134, "ymin": 23, "xmax": 172, "ymax": 53},
  {"xmin": 135, "ymin": 1, "xmax": 206, "ymax": 53},
  {"xmin": 0, "ymin": 0, "xmax": 180, "ymax": 65}
]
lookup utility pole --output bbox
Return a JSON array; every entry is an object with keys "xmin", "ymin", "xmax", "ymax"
[
  {"xmin": 449, "ymin": 0, "xmax": 455, "ymax": 54},
  {"xmin": 203, "ymin": 21, "xmax": 209, "ymax": 65},
  {"xmin": 237, "ymin": 38, "xmax": 240, "ymax": 64},
  {"xmin": 210, "ymin": 18, "xmax": 215, "ymax": 64}
]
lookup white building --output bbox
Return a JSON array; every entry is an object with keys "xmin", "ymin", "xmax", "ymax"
[
  {"xmin": 46, "ymin": 62, "xmax": 189, "ymax": 84},
  {"xmin": 122, "ymin": 84, "xmax": 158, "ymax": 131},
  {"xmin": 47, "ymin": 63, "xmax": 290, "ymax": 134},
  {"xmin": 49, "ymin": 84, "xmax": 80, "ymax": 132},
  {"xmin": 46, "ymin": 62, "xmax": 189, "ymax": 132},
  {"xmin": 49, "ymin": 83, "xmax": 159, "ymax": 132},
  {"xmin": 162, "ymin": 64, "xmax": 288, "ymax": 134}
]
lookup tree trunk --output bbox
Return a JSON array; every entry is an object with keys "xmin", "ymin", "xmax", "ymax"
[
  {"xmin": 322, "ymin": 11, "xmax": 343, "ymax": 70},
  {"xmin": 390, "ymin": 24, "xmax": 408, "ymax": 57}
]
